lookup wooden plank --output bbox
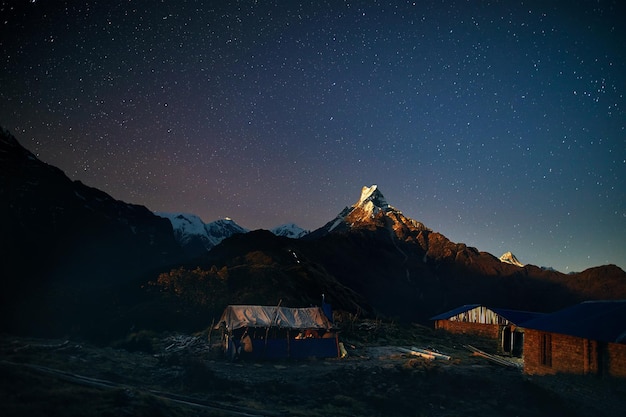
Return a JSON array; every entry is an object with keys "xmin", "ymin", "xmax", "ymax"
[
  {"xmin": 410, "ymin": 347, "xmax": 451, "ymax": 360},
  {"xmin": 398, "ymin": 347, "xmax": 436, "ymax": 360},
  {"xmin": 464, "ymin": 345, "xmax": 521, "ymax": 369}
]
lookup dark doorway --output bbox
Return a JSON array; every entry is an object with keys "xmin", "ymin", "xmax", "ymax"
[
  {"xmin": 502, "ymin": 327, "xmax": 512, "ymax": 354},
  {"xmin": 512, "ymin": 331, "xmax": 524, "ymax": 357}
]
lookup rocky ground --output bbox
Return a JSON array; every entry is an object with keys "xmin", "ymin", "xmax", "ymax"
[{"xmin": 1, "ymin": 322, "xmax": 625, "ymax": 417}]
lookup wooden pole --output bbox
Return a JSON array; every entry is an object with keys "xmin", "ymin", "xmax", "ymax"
[
  {"xmin": 264, "ymin": 299, "xmax": 282, "ymax": 357},
  {"xmin": 207, "ymin": 318, "xmax": 215, "ymax": 347}
]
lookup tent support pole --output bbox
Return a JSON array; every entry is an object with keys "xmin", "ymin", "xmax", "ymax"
[
  {"xmin": 208, "ymin": 318, "xmax": 215, "ymax": 346},
  {"xmin": 264, "ymin": 299, "xmax": 282, "ymax": 357}
]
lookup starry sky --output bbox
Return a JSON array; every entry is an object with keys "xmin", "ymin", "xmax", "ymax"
[{"xmin": 1, "ymin": 1, "xmax": 624, "ymax": 273}]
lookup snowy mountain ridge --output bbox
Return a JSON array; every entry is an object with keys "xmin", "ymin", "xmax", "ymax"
[
  {"xmin": 156, "ymin": 212, "xmax": 249, "ymax": 253},
  {"xmin": 499, "ymin": 251, "xmax": 524, "ymax": 267},
  {"xmin": 271, "ymin": 223, "xmax": 309, "ymax": 239},
  {"xmin": 157, "ymin": 213, "xmax": 310, "ymax": 253}
]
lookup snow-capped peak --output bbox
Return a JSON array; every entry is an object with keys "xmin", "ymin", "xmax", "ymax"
[
  {"xmin": 271, "ymin": 223, "xmax": 309, "ymax": 239},
  {"xmin": 312, "ymin": 184, "xmax": 430, "ymax": 237},
  {"xmin": 499, "ymin": 251, "xmax": 524, "ymax": 267},
  {"xmin": 204, "ymin": 218, "xmax": 249, "ymax": 246},
  {"xmin": 156, "ymin": 212, "xmax": 248, "ymax": 253},
  {"xmin": 357, "ymin": 184, "xmax": 389, "ymax": 214},
  {"xmin": 156, "ymin": 212, "xmax": 206, "ymax": 244}
]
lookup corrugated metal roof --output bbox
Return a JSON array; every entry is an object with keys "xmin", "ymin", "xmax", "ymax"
[
  {"xmin": 429, "ymin": 304, "xmax": 544, "ymax": 325},
  {"xmin": 521, "ymin": 300, "xmax": 626, "ymax": 343}
]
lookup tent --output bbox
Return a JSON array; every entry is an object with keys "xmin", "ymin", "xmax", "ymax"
[{"xmin": 214, "ymin": 305, "xmax": 340, "ymax": 360}]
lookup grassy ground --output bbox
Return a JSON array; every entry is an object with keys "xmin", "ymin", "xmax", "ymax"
[{"xmin": 1, "ymin": 322, "xmax": 624, "ymax": 417}]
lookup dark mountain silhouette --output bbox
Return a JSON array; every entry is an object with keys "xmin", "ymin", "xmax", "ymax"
[
  {"xmin": 161, "ymin": 185, "xmax": 626, "ymax": 326},
  {"xmin": 307, "ymin": 186, "xmax": 626, "ymax": 318},
  {"xmin": 2, "ymin": 129, "xmax": 625, "ymax": 340},
  {"xmin": 0, "ymin": 128, "xmax": 182, "ymax": 337}
]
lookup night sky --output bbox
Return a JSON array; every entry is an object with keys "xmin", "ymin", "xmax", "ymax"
[{"xmin": 1, "ymin": 1, "xmax": 625, "ymax": 273}]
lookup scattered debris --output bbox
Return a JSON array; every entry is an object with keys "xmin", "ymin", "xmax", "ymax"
[
  {"xmin": 12, "ymin": 339, "xmax": 74, "ymax": 352},
  {"xmin": 398, "ymin": 347, "xmax": 433, "ymax": 360},
  {"xmin": 397, "ymin": 347, "xmax": 451, "ymax": 360},
  {"xmin": 161, "ymin": 334, "xmax": 206, "ymax": 354},
  {"xmin": 357, "ymin": 319, "xmax": 383, "ymax": 331},
  {"xmin": 411, "ymin": 347, "xmax": 451, "ymax": 361},
  {"xmin": 464, "ymin": 345, "xmax": 521, "ymax": 369}
]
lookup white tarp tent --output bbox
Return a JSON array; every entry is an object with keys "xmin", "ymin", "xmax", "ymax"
[{"xmin": 215, "ymin": 305, "xmax": 333, "ymax": 331}]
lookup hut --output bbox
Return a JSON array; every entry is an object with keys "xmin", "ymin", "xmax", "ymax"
[
  {"xmin": 214, "ymin": 304, "xmax": 340, "ymax": 360},
  {"xmin": 430, "ymin": 304, "xmax": 544, "ymax": 356},
  {"xmin": 521, "ymin": 300, "xmax": 626, "ymax": 377}
]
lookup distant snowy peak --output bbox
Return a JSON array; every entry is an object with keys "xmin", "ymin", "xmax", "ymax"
[
  {"xmin": 204, "ymin": 218, "xmax": 249, "ymax": 247},
  {"xmin": 271, "ymin": 223, "xmax": 309, "ymax": 239},
  {"xmin": 156, "ymin": 212, "xmax": 207, "ymax": 246},
  {"xmin": 156, "ymin": 212, "xmax": 248, "ymax": 252},
  {"xmin": 499, "ymin": 251, "xmax": 524, "ymax": 267}
]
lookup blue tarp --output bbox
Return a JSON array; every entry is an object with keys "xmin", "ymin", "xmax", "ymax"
[{"xmin": 227, "ymin": 336, "xmax": 339, "ymax": 360}]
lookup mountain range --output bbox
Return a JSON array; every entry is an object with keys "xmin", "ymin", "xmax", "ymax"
[
  {"xmin": 2, "ymin": 128, "xmax": 625, "ymax": 340},
  {"xmin": 155, "ymin": 212, "xmax": 309, "ymax": 257},
  {"xmin": 155, "ymin": 212, "xmax": 249, "ymax": 257}
]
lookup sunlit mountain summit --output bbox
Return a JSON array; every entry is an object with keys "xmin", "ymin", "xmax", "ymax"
[
  {"xmin": 309, "ymin": 184, "xmax": 430, "ymax": 238},
  {"xmin": 500, "ymin": 251, "xmax": 525, "ymax": 267}
]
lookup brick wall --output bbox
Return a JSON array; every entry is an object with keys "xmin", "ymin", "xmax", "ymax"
[
  {"xmin": 608, "ymin": 343, "xmax": 626, "ymax": 377},
  {"xmin": 435, "ymin": 320, "xmax": 500, "ymax": 339},
  {"xmin": 524, "ymin": 329, "xmax": 626, "ymax": 377},
  {"xmin": 525, "ymin": 330, "xmax": 586, "ymax": 375}
]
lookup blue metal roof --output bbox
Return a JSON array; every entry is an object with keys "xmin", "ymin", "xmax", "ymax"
[
  {"xmin": 429, "ymin": 304, "xmax": 480, "ymax": 321},
  {"xmin": 489, "ymin": 307, "xmax": 545, "ymax": 325},
  {"xmin": 521, "ymin": 300, "xmax": 626, "ymax": 343}
]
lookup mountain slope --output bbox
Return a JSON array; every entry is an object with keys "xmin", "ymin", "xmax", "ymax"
[
  {"xmin": 157, "ymin": 185, "xmax": 626, "ymax": 325},
  {"xmin": 0, "ymin": 128, "xmax": 182, "ymax": 337},
  {"xmin": 3, "ymin": 129, "xmax": 626, "ymax": 337},
  {"xmin": 240, "ymin": 185, "xmax": 625, "ymax": 320}
]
